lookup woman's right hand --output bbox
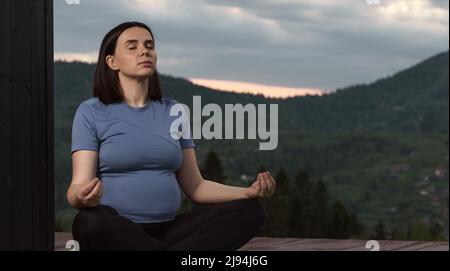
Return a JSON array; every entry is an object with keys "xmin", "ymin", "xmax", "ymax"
[{"xmin": 75, "ymin": 177, "xmax": 103, "ymax": 208}]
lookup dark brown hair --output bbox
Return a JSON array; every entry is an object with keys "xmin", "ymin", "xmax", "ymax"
[{"xmin": 93, "ymin": 21, "xmax": 163, "ymax": 104}]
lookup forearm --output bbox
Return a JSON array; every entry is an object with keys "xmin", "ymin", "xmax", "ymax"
[
  {"xmin": 192, "ymin": 180, "xmax": 250, "ymax": 204},
  {"xmin": 66, "ymin": 184, "xmax": 85, "ymax": 209}
]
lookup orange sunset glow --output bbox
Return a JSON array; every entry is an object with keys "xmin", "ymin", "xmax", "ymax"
[{"xmin": 189, "ymin": 78, "xmax": 324, "ymax": 99}]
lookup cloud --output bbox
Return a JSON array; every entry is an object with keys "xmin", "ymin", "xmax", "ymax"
[
  {"xmin": 189, "ymin": 78, "xmax": 323, "ymax": 98},
  {"xmin": 54, "ymin": 0, "xmax": 449, "ymax": 92},
  {"xmin": 54, "ymin": 52, "xmax": 98, "ymax": 63},
  {"xmin": 429, "ymin": 0, "xmax": 449, "ymax": 10}
]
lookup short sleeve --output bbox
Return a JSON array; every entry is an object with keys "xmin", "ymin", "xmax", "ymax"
[
  {"xmin": 169, "ymin": 100, "xmax": 196, "ymax": 150},
  {"xmin": 71, "ymin": 102, "xmax": 99, "ymax": 154},
  {"xmin": 180, "ymin": 131, "xmax": 196, "ymax": 149},
  {"xmin": 179, "ymin": 105, "xmax": 196, "ymax": 150}
]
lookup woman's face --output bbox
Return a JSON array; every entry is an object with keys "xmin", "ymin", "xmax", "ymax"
[{"xmin": 107, "ymin": 26, "xmax": 157, "ymax": 79}]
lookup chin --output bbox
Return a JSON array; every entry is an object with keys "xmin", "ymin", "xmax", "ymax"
[{"xmin": 135, "ymin": 71, "xmax": 154, "ymax": 79}]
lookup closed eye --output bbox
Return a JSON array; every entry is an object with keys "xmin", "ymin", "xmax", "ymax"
[{"xmin": 128, "ymin": 46, "xmax": 153, "ymax": 50}]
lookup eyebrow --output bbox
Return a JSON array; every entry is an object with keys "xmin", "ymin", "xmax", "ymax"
[{"xmin": 125, "ymin": 39, "xmax": 154, "ymax": 45}]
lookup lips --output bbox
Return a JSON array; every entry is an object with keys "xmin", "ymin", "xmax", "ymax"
[{"xmin": 138, "ymin": 60, "xmax": 153, "ymax": 66}]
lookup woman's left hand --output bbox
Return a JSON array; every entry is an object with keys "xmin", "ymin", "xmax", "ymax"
[{"xmin": 245, "ymin": 171, "xmax": 277, "ymax": 199}]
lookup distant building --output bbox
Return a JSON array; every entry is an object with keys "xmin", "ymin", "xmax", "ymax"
[
  {"xmin": 431, "ymin": 195, "xmax": 441, "ymax": 206},
  {"xmin": 434, "ymin": 164, "xmax": 449, "ymax": 180},
  {"xmin": 420, "ymin": 190, "xmax": 428, "ymax": 196}
]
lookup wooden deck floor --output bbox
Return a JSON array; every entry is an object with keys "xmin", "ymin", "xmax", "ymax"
[{"xmin": 55, "ymin": 232, "xmax": 448, "ymax": 251}]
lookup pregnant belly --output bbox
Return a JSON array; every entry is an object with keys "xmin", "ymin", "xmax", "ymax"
[{"xmin": 99, "ymin": 170, "xmax": 181, "ymax": 222}]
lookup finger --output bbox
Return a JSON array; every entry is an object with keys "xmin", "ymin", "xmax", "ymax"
[
  {"xmin": 267, "ymin": 173, "xmax": 277, "ymax": 191},
  {"xmin": 259, "ymin": 173, "xmax": 267, "ymax": 194},
  {"xmin": 87, "ymin": 182, "xmax": 102, "ymax": 201},
  {"xmin": 85, "ymin": 180, "xmax": 102, "ymax": 200},
  {"xmin": 98, "ymin": 182, "xmax": 104, "ymax": 198},
  {"xmin": 262, "ymin": 173, "xmax": 273, "ymax": 194},
  {"xmin": 263, "ymin": 172, "xmax": 274, "ymax": 193},
  {"xmin": 89, "ymin": 180, "xmax": 102, "ymax": 198},
  {"xmin": 95, "ymin": 182, "xmax": 103, "ymax": 200},
  {"xmin": 81, "ymin": 178, "xmax": 99, "ymax": 196},
  {"xmin": 256, "ymin": 174, "xmax": 262, "ymax": 191}
]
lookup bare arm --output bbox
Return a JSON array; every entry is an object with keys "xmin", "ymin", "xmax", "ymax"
[
  {"xmin": 67, "ymin": 150, "xmax": 103, "ymax": 209},
  {"xmin": 176, "ymin": 149, "xmax": 276, "ymax": 204}
]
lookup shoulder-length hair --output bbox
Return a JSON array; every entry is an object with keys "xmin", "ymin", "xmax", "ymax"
[{"xmin": 93, "ymin": 21, "xmax": 163, "ymax": 104}]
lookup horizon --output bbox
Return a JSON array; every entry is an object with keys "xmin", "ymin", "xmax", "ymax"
[
  {"xmin": 54, "ymin": 48, "xmax": 447, "ymax": 99},
  {"xmin": 55, "ymin": 0, "xmax": 449, "ymax": 98}
]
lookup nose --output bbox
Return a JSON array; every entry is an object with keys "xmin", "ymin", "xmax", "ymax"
[{"xmin": 141, "ymin": 46, "xmax": 150, "ymax": 56}]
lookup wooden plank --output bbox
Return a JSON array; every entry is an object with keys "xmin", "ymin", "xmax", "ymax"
[
  {"xmin": 55, "ymin": 232, "xmax": 449, "ymax": 251},
  {"xmin": 0, "ymin": 0, "xmax": 53, "ymax": 250},
  {"xmin": 46, "ymin": 0, "xmax": 55, "ymax": 251},
  {"xmin": 31, "ymin": 0, "xmax": 53, "ymax": 250},
  {"xmin": 55, "ymin": 232, "xmax": 72, "ymax": 251},
  {"xmin": 0, "ymin": 0, "xmax": 13, "ymax": 251},
  {"xmin": 417, "ymin": 243, "xmax": 450, "ymax": 251},
  {"xmin": 12, "ymin": 0, "xmax": 33, "ymax": 250},
  {"xmin": 243, "ymin": 240, "xmax": 310, "ymax": 251},
  {"xmin": 239, "ymin": 237, "xmax": 449, "ymax": 251},
  {"xmin": 239, "ymin": 237, "xmax": 303, "ymax": 250},
  {"xmin": 382, "ymin": 241, "xmax": 449, "ymax": 251},
  {"xmin": 277, "ymin": 239, "xmax": 360, "ymax": 251},
  {"xmin": 376, "ymin": 240, "xmax": 426, "ymax": 251},
  {"xmin": 284, "ymin": 239, "xmax": 366, "ymax": 251}
]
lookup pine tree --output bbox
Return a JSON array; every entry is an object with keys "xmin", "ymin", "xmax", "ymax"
[
  {"xmin": 328, "ymin": 200, "xmax": 351, "ymax": 239},
  {"xmin": 201, "ymin": 150, "xmax": 226, "ymax": 184},
  {"xmin": 373, "ymin": 219, "xmax": 386, "ymax": 240},
  {"xmin": 288, "ymin": 170, "xmax": 313, "ymax": 237},
  {"xmin": 390, "ymin": 226, "xmax": 400, "ymax": 240},
  {"xmin": 311, "ymin": 178, "xmax": 329, "ymax": 238},
  {"xmin": 288, "ymin": 196, "xmax": 305, "ymax": 237},
  {"xmin": 407, "ymin": 223, "xmax": 413, "ymax": 240},
  {"xmin": 259, "ymin": 167, "xmax": 365, "ymax": 239},
  {"xmin": 410, "ymin": 220, "xmax": 433, "ymax": 241},
  {"xmin": 349, "ymin": 212, "xmax": 365, "ymax": 238},
  {"xmin": 259, "ymin": 169, "xmax": 290, "ymax": 237},
  {"xmin": 428, "ymin": 219, "xmax": 446, "ymax": 241}
]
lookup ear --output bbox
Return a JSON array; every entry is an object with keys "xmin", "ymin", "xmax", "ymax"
[{"xmin": 105, "ymin": 55, "xmax": 119, "ymax": 72}]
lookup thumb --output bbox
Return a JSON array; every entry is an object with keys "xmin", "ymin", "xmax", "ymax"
[{"xmin": 255, "ymin": 175, "xmax": 262, "ymax": 191}]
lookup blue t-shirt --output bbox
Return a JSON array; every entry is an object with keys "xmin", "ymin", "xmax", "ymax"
[{"xmin": 71, "ymin": 97, "xmax": 196, "ymax": 223}]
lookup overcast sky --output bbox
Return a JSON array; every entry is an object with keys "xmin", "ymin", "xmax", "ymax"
[{"xmin": 55, "ymin": 0, "xmax": 449, "ymax": 96}]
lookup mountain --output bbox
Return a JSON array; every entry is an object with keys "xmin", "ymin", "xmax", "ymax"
[
  {"xmin": 155, "ymin": 51, "xmax": 449, "ymax": 134},
  {"xmin": 55, "ymin": 51, "xmax": 449, "ymax": 134},
  {"xmin": 283, "ymin": 51, "xmax": 449, "ymax": 133},
  {"xmin": 54, "ymin": 51, "xmax": 449, "ymax": 238}
]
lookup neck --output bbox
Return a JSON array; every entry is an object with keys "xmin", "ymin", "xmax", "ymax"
[{"xmin": 118, "ymin": 74, "xmax": 150, "ymax": 107}]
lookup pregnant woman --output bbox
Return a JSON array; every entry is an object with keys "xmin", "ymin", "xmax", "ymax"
[{"xmin": 67, "ymin": 21, "xmax": 277, "ymax": 251}]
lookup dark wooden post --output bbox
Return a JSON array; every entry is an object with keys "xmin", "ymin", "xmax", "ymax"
[{"xmin": 0, "ymin": 0, "xmax": 54, "ymax": 250}]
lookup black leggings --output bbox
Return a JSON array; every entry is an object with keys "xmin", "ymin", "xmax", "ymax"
[{"xmin": 72, "ymin": 198, "xmax": 266, "ymax": 251}]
